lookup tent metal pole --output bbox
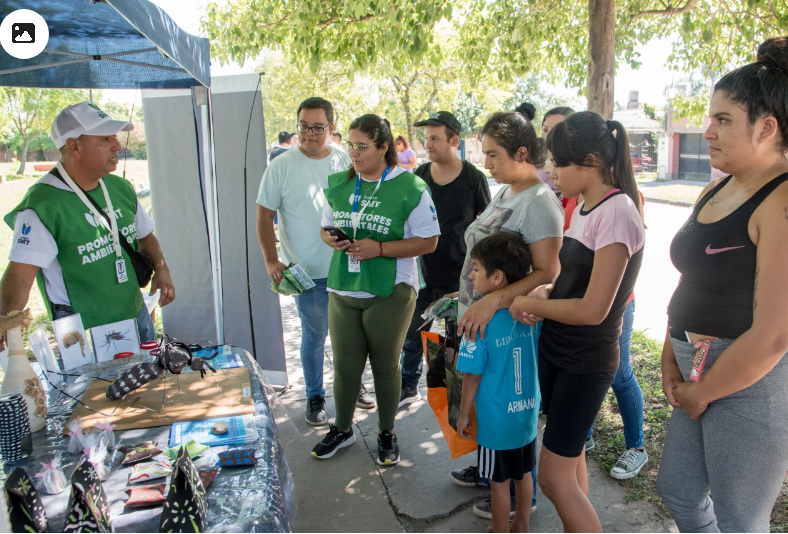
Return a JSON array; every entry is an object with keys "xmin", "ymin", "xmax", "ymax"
[
  {"xmin": 0, "ymin": 57, "xmax": 91, "ymax": 75},
  {"xmin": 93, "ymin": 57, "xmax": 187, "ymax": 72},
  {"xmin": 0, "ymin": 57, "xmax": 186, "ymax": 76},
  {"xmin": 43, "ymin": 47, "xmax": 159, "ymax": 59}
]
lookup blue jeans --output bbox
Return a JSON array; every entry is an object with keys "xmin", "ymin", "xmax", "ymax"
[
  {"xmin": 293, "ymin": 277, "xmax": 329, "ymax": 399},
  {"xmin": 587, "ymin": 298, "xmax": 644, "ymax": 449},
  {"xmin": 52, "ymin": 303, "xmax": 157, "ymax": 342}
]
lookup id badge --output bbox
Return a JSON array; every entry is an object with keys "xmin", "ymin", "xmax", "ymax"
[
  {"xmin": 116, "ymin": 258, "xmax": 129, "ymax": 283},
  {"xmin": 348, "ymin": 259, "xmax": 361, "ymax": 274}
]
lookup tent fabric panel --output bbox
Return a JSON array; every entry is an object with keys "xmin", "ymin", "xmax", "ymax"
[
  {"xmin": 142, "ymin": 90, "xmax": 219, "ymax": 343},
  {"xmin": 0, "ymin": 0, "xmax": 209, "ymax": 88}
]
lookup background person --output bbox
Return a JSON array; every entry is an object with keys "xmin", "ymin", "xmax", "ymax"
[
  {"xmin": 1, "ymin": 102, "xmax": 174, "ymax": 350},
  {"xmin": 395, "ymin": 135, "xmax": 417, "ymax": 169},
  {"xmin": 538, "ymin": 105, "xmax": 575, "ymax": 198},
  {"xmin": 312, "ymin": 114, "xmax": 439, "ymax": 466},
  {"xmin": 512, "ymin": 111, "xmax": 645, "ymax": 532},
  {"xmin": 657, "ymin": 38, "xmax": 788, "ymax": 533},
  {"xmin": 269, "ymin": 130, "xmax": 292, "ymax": 162},
  {"xmin": 451, "ymin": 108, "xmax": 564, "ymax": 519},
  {"xmin": 256, "ymin": 97, "xmax": 353, "ymax": 427},
  {"xmin": 398, "ymin": 111, "xmax": 490, "ymax": 406}
]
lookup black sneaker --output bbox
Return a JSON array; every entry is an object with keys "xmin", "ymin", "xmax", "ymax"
[
  {"xmin": 376, "ymin": 430, "xmax": 400, "ymax": 466},
  {"xmin": 473, "ymin": 497, "xmax": 516, "ymax": 519},
  {"xmin": 356, "ymin": 383, "xmax": 376, "ymax": 409},
  {"xmin": 312, "ymin": 424, "xmax": 356, "ymax": 459},
  {"xmin": 398, "ymin": 386, "xmax": 422, "ymax": 407},
  {"xmin": 449, "ymin": 465, "xmax": 486, "ymax": 487},
  {"xmin": 305, "ymin": 395, "xmax": 327, "ymax": 427},
  {"xmin": 472, "ymin": 497, "xmax": 536, "ymax": 518}
]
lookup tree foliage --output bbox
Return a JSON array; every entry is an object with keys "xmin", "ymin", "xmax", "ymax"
[
  {"xmin": 203, "ymin": 0, "xmax": 788, "ymax": 122},
  {"xmin": 0, "ymin": 88, "xmax": 87, "ymax": 173},
  {"xmin": 255, "ymin": 49, "xmax": 461, "ymax": 147},
  {"xmin": 204, "ymin": 0, "xmax": 451, "ymax": 76}
]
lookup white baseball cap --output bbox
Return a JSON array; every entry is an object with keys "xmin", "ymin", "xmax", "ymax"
[{"xmin": 51, "ymin": 101, "xmax": 134, "ymax": 149}]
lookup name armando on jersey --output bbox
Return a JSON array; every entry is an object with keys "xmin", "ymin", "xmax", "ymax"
[{"xmin": 508, "ymin": 397, "xmax": 537, "ymax": 413}]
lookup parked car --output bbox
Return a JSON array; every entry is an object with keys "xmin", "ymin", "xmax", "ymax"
[{"xmin": 631, "ymin": 151, "xmax": 643, "ymax": 172}]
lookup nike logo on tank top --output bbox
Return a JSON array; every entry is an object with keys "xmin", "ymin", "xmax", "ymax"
[{"xmin": 668, "ymin": 172, "xmax": 788, "ymax": 339}]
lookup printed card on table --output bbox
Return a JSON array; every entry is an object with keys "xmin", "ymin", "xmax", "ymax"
[
  {"xmin": 28, "ymin": 327, "xmax": 62, "ymax": 386},
  {"xmin": 52, "ymin": 313, "xmax": 94, "ymax": 370},
  {"xmin": 90, "ymin": 318, "xmax": 140, "ymax": 363}
]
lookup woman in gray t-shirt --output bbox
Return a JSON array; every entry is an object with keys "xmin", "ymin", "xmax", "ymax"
[
  {"xmin": 447, "ymin": 105, "xmax": 563, "ymax": 516},
  {"xmin": 457, "ymin": 106, "xmax": 564, "ymax": 339}
]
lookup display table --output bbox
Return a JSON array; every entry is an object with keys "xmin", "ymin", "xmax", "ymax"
[{"xmin": 0, "ymin": 347, "xmax": 294, "ymax": 533}]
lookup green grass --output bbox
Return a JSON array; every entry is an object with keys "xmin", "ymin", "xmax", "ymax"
[
  {"xmin": 0, "ymin": 178, "xmax": 52, "ymax": 374},
  {"xmin": 587, "ymin": 330, "xmax": 788, "ymax": 532}
]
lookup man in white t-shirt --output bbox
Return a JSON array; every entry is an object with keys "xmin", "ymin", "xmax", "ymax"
[{"xmin": 256, "ymin": 97, "xmax": 354, "ymax": 426}]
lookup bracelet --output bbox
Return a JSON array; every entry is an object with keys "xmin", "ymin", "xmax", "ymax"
[{"xmin": 379, "ymin": 242, "xmax": 383, "ymax": 257}]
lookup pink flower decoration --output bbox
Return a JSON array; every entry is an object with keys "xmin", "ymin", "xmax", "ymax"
[{"xmin": 94, "ymin": 421, "xmax": 117, "ymax": 432}]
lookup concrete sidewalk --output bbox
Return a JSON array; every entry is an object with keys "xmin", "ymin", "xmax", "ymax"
[{"xmin": 273, "ymin": 295, "xmax": 677, "ymax": 533}]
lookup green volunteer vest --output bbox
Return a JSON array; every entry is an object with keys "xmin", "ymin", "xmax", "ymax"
[
  {"xmin": 323, "ymin": 169, "xmax": 428, "ymax": 297},
  {"xmin": 4, "ymin": 173, "xmax": 144, "ymax": 329}
]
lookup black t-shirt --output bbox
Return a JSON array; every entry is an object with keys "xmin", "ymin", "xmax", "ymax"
[
  {"xmin": 539, "ymin": 191, "xmax": 645, "ymax": 374},
  {"xmin": 269, "ymin": 146, "xmax": 289, "ymax": 161},
  {"xmin": 415, "ymin": 160, "xmax": 491, "ymax": 287}
]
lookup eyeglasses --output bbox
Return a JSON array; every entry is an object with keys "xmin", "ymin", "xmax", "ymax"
[
  {"xmin": 344, "ymin": 142, "xmax": 373, "ymax": 153},
  {"xmin": 296, "ymin": 123, "xmax": 331, "ymax": 135}
]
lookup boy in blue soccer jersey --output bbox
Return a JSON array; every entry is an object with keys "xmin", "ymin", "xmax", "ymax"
[{"xmin": 456, "ymin": 232, "xmax": 540, "ymax": 533}]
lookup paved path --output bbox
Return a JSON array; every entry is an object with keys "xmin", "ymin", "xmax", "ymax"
[
  {"xmin": 631, "ymin": 202, "xmax": 689, "ymax": 340},
  {"xmin": 275, "ymin": 295, "xmax": 678, "ymax": 532},
  {"xmin": 272, "ymin": 199, "xmax": 691, "ymax": 532}
]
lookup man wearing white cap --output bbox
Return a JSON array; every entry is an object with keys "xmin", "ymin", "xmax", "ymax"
[{"xmin": 0, "ymin": 102, "xmax": 175, "ymax": 348}]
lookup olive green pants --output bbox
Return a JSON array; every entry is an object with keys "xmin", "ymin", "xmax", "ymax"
[{"xmin": 328, "ymin": 283, "xmax": 417, "ymax": 432}]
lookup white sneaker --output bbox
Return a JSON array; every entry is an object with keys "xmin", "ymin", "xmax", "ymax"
[{"xmin": 610, "ymin": 447, "xmax": 648, "ymax": 480}]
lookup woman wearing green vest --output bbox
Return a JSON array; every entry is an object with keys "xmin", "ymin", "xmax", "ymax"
[{"xmin": 312, "ymin": 114, "xmax": 440, "ymax": 465}]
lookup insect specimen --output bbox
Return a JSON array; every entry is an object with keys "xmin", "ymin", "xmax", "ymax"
[
  {"xmin": 62, "ymin": 331, "xmax": 87, "ymax": 357},
  {"xmin": 99, "ymin": 329, "xmax": 130, "ymax": 352}
]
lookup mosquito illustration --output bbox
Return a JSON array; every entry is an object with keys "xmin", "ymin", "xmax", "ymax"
[{"xmin": 100, "ymin": 329, "xmax": 130, "ymax": 351}]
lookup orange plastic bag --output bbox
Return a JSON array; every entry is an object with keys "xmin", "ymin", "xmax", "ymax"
[{"xmin": 422, "ymin": 331, "xmax": 478, "ymax": 459}]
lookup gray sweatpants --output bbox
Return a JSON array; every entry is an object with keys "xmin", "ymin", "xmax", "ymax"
[{"xmin": 657, "ymin": 337, "xmax": 788, "ymax": 533}]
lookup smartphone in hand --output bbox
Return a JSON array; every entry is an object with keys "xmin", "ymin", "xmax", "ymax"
[{"xmin": 323, "ymin": 227, "xmax": 352, "ymax": 243}]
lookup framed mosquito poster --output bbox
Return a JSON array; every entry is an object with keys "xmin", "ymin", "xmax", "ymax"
[{"xmin": 90, "ymin": 318, "xmax": 140, "ymax": 362}]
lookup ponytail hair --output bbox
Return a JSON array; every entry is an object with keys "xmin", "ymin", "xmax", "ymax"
[
  {"xmin": 346, "ymin": 114, "xmax": 399, "ymax": 179},
  {"xmin": 546, "ymin": 111, "xmax": 641, "ymax": 213},
  {"xmin": 395, "ymin": 135, "xmax": 410, "ymax": 149},
  {"xmin": 481, "ymin": 103, "xmax": 547, "ymax": 167},
  {"xmin": 514, "ymin": 102, "xmax": 536, "ymax": 121}
]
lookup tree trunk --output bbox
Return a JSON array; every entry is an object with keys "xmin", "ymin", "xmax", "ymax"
[
  {"xmin": 587, "ymin": 0, "xmax": 616, "ymax": 119},
  {"xmin": 16, "ymin": 137, "xmax": 30, "ymax": 175},
  {"xmin": 403, "ymin": 87, "xmax": 416, "ymax": 148}
]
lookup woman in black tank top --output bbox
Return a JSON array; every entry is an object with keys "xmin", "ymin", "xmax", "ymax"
[{"xmin": 657, "ymin": 37, "xmax": 788, "ymax": 533}]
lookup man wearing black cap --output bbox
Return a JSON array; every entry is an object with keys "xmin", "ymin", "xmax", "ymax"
[{"xmin": 398, "ymin": 111, "xmax": 491, "ymax": 406}]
